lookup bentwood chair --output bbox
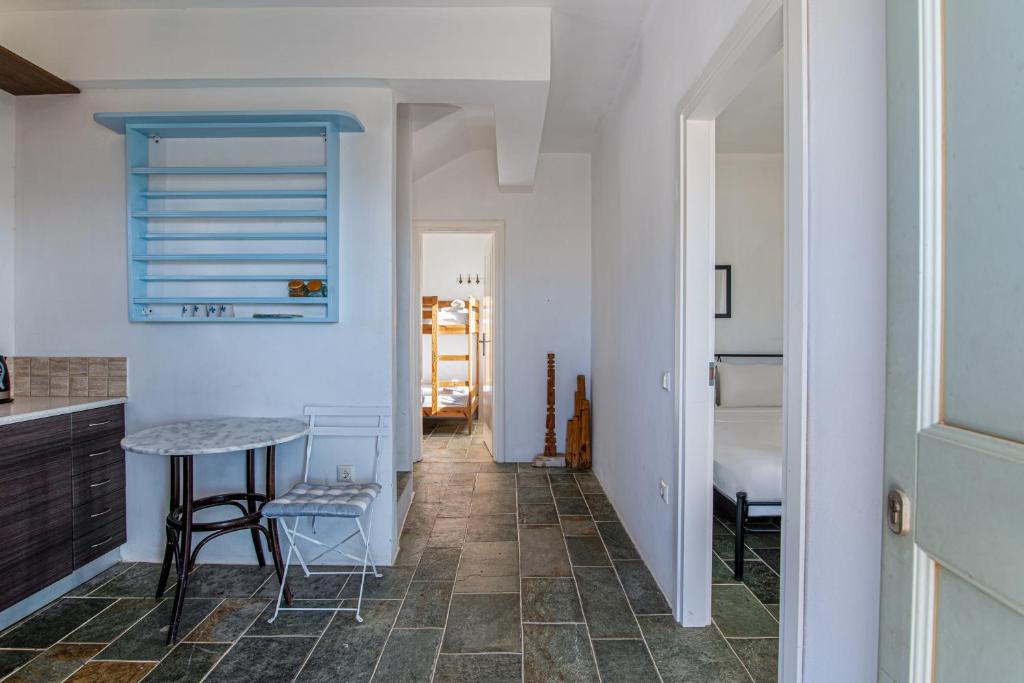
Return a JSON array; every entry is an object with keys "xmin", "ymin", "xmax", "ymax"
[{"xmin": 261, "ymin": 405, "xmax": 389, "ymax": 623}]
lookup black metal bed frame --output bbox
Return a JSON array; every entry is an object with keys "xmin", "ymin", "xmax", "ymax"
[{"xmin": 714, "ymin": 353, "xmax": 783, "ymax": 580}]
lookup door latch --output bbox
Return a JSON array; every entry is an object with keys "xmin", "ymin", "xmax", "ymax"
[
  {"xmin": 708, "ymin": 362, "xmax": 716, "ymax": 387},
  {"xmin": 887, "ymin": 488, "xmax": 911, "ymax": 536}
]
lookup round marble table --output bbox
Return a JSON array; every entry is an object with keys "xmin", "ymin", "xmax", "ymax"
[{"xmin": 122, "ymin": 417, "xmax": 308, "ymax": 644}]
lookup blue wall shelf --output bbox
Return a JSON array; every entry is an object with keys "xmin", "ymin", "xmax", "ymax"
[{"xmin": 95, "ymin": 110, "xmax": 364, "ymax": 323}]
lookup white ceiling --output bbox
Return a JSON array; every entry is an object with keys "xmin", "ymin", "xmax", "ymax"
[
  {"xmin": 716, "ymin": 50, "xmax": 784, "ymax": 155},
  {"xmin": 0, "ymin": 0, "xmax": 653, "ymax": 153}
]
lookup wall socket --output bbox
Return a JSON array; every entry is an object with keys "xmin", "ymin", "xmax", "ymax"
[
  {"xmin": 337, "ymin": 465, "xmax": 355, "ymax": 483},
  {"xmin": 658, "ymin": 479, "xmax": 669, "ymax": 503}
]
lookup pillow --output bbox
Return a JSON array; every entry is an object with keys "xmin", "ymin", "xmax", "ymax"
[{"xmin": 717, "ymin": 362, "xmax": 783, "ymax": 407}]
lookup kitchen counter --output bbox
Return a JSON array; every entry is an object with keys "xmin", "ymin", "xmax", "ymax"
[{"xmin": 0, "ymin": 396, "xmax": 128, "ymax": 426}]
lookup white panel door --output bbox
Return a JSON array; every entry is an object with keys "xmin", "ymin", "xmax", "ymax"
[
  {"xmin": 880, "ymin": 2, "xmax": 1024, "ymax": 681},
  {"xmin": 479, "ymin": 238, "xmax": 495, "ymax": 455}
]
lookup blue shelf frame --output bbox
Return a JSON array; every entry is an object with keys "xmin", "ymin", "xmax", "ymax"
[{"xmin": 96, "ymin": 111, "xmax": 364, "ymax": 323}]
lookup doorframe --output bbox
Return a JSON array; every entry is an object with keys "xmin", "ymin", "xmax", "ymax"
[
  {"xmin": 412, "ymin": 219, "xmax": 506, "ymax": 462},
  {"xmin": 673, "ymin": 1, "xmax": 809, "ymax": 681}
]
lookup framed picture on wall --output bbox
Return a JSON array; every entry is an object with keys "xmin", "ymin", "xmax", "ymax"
[{"xmin": 715, "ymin": 265, "xmax": 732, "ymax": 318}]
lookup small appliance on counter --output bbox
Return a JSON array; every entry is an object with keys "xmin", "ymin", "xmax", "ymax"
[{"xmin": 0, "ymin": 355, "xmax": 11, "ymax": 404}]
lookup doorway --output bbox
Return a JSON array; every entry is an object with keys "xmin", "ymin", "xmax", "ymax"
[
  {"xmin": 674, "ymin": 1, "xmax": 808, "ymax": 681},
  {"xmin": 413, "ymin": 220, "xmax": 505, "ymax": 464}
]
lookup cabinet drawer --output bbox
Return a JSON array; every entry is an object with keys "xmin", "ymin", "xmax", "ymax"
[
  {"xmin": 0, "ymin": 502, "xmax": 73, "ymax": 612},
  {"xmin": 73, "ymin": 488, "xmax": 126, "ymax": 539},
  {"xmin": 72, "ymin": 458, "xmax": 125, "ymax": 508},
  {"xmin": 73, "ymin": 514, "xmax": 126, "ymax": 569},
  {"xmin": 71, "ymin": 405, "xmax": 124, "ymax": 444},
  {"xmin": 72, "ymin": 433, "xmax": 125, "ymax": 476}
]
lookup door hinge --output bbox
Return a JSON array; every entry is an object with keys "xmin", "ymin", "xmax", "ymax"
[{"xmin": 709, "ymin": 362, "xmax": 716, "ymax": 387}]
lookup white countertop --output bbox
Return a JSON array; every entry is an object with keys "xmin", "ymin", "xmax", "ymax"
[
  {"xmin": 121, "ymin": 417, "xmax": 307, "ymax": 456},
  {"xmin": 0, "ymin": 396, "xmax": 127, "ymax": 426}
]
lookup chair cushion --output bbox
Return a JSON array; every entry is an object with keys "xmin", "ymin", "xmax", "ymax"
[{"xmin": 262, "ymin": 482, "xmax": 381, "ymax": 519}]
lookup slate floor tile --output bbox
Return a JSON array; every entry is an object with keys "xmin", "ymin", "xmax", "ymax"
[
  {"xmin": 517, "ymin": 473, "xmax": 549, "ymax": 487},
  {"xmin": 573, "ymin": 474, "xmax": 604, "ymax": 494},
  {"xmin": 63, "ymin": 598, "xmax": 160, "ymax": 644},
  {"xmin": 88, "ymin": 564, "xmax": 171, "ymax": 599},
  {"xmin": 596, "ymin": 521, "xmax": 640, "ymax": 560},
  {"xmin": 441, "ymin": 593, "xmax": 521, "ymax": 654},
  {"xmin": 637, "ymin": 616, "xmax": 750, "ymax": 683},
  {"xmin": 573, "ymin": 567, "xmax": 639, "ymax": 639},
  {"xmin": 208, "ymin": 636, "xmax": 316, "ymax": 682},
  {"xmin": 583, "ymin": 494, "xmax": 618, "ymax": 521},
  {"xmin": 754, "ymin": 547, "xmax": 781, "ymax": 573},
  {"xmin": 0, "ymin": 650, "xmax": 36, "ymax": 679},
  {"xmin": 466, "ymin": 514, "xmax": 518, "ymax": 542},
  {"xmin": 730, "ymin": 637, "xmax": 780, "ymax": 682},
  {"xmin": 519, "ymin": 503, "xmax": 559, "ymax": 525},
  {"xmin": 713, "ymin": 534, "xmax": 758, "ymax": 561},
  {"xmin": 339, "ymin": 566, "xmax": 415, "ymax": 600},
  {"xmin": 521, "ymin": 578, "xmax": 583, "ymax": 623},
  {"xmin": 185, "ymin": 598, "xmax": 270, "ymax": 643},
  {"xmin": 471, "ymin": 491, "xmax": 517, "ymax": 515},
  {"xmin": 414, "ymin": 548, "xmax": 462, "ymax": 582},
  {"xmin": 245, "ymin": 599, "xmax": 340, "ymax": 637},
  {"xmin": 4, "ymin": 643, "xmax": 103, "ymax": 682},
  {"xmin": 592, "ymin": 639, "xmax": 660, "ymax": 682},
  {"xmin": 0, "ymin": 598, "xmax": 115, "ymax": 649},
  {"xmin": 372, "ymin": 628, "xmax": 442, "ymax": 682},
  {"xmin": 456, "ymin": 541, "xmax": 519, "ymax": 593},
  {"xmin": 566, "ymin": 536, "xmax": 610, "ymax": 566},
  {"xmin": 711, "ymin": 584, "xmax": 778, "ymax": 638},
  {"xmin": 448, "ymin": 472, "xmax": 477, "ymax": 486},
  {"xmin": 186, "ymin": 564, "xmax": 274, "ymax": 598},
  {"xmin": 94, "ymin": 598, "xmax": 220, "ymax": 662},
  {"xmin": 550, "ymin": 482, "xmax": 582, "ymax": 498},
  {"xmin": 475, "ymin": 473, "xmax": 516, "ymax": 490},
  {"xmin": 522, "ymin": 623, "xmax": 598, "ymax": 682},
  {"xmin": 744, "ymin": 531, "xmax": 781, "ymax": 549},
  {"xmin": 737, "ymin": 560, "xmax": 780, "ymax": 604},
  {"xmin": 295, "ymin": 600, "xmax": 400, "ymax": 682},
  {"xmin": 517, "ymin": 486, "xmax": 554, "ymax": 504},
  {"xmin": 396, "ymin": 582, "xmax": 453, "ymax": 628},
  {"xmin": 144, "ymin": 642, "xmax": 229, "ymax": 682},
  {"xmin": 519, "ymin": 526, "xmax": 572, "ymax": 578},
  {"xmin": 614, "ymin": 560, "xmax": 671, "ymax": 615},
  {"xmin": 254, "ymin": 564, "xmax": 352, "ymax": 599},
  {"xmin": 66, "ymin": 564, "xmax": 136, "ymax": 597},
  {"xmin": 429, "ymin": 517, "xmax": 470, "ymax": 547},
  {"xmin": 713, "ymin": 555, "xmax": 740, "ymax": 584},
  {"xmin": 65, "ymin": 659, "xmax": 154, "ymax": 682},
  {"xmin": 433, "ymin": 654, "xmax": 522, "ymax": 682},
  {"xmin": 560, "ymin": 516, "xmax": 597, "ymax": 537},
  {"xmin": 554, "ymin": 497, "xmax": 591, "ymax": 515}
]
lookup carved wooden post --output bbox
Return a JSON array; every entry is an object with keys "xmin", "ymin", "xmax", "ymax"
[{"xmin": 543, "ymin": 353, "xmax": 557, "ymax": 457}]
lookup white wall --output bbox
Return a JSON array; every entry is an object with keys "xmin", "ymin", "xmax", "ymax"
[
  {"xmin": 590, "ymin": 0, "xmax": 751, "ymax": 610},
  {"xmin": 592, "ymin": 0, "xmax": 886, "ymax": 678},
  {"xmin": 421, "ymin": 233, "xmax": 489, "ymax": 383},
  {"xmin": 715, "ymin": 153, "xmax": 784, "ymax": 353},
  {"xmin": 0, "ymin": 92, "xmax": 14, "ymax": 356},
  {"xmin": 415, "ymin": 149, "xmax": 591, "ymax": 460},
  {"xmin": 13, "ymin": 86, "xmax": 397, "ymax": 565}
]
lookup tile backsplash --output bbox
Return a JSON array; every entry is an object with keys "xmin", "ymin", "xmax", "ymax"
[{"xmin": 9, "ymin": 356, "xmax": 128, "ymax": 398}]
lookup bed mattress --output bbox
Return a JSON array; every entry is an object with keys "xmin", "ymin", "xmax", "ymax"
[
  {"xmin": 714, "ymin": 407, "xmax": 783, "ymax": 515},
  {"xmin": 422, "ymin": 385, "xmax": 470, "ymax": 408}
]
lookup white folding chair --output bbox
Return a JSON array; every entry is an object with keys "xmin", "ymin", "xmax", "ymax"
[{"xmin": 262, "ymin": 405, "xmax": 389, "ymax": 623}]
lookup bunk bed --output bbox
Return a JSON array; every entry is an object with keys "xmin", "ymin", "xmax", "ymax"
[{"xmin": 422, "ymin": 296, "xmax": 480, "ymax": 433}]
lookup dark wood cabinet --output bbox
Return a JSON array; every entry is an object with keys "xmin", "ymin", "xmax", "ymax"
[{"xmin": 0, "ymin": 404, "xmax": 126, "ymax": 611}]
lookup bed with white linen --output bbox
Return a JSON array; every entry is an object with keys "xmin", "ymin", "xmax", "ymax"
[{"xmin": 713, "ymin": 357, "xmax": 783, "ymax": 579}]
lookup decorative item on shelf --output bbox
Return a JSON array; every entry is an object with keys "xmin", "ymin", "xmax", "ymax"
[
  {"xmin": 288, "ymin": 279, "xmax": 308, "ymax": 297},
  {"xmin": 533, "ymin": 353, "xmax": 566, "ymax": 468},
  {"xmin": 306, "ymin": 279, "xmax": 327, "ymax": 297},
  {"xmin": 254, "ymin": 313, "xmax": 304, "ymax": 319},
  {"xmin": 288, "ymin": 279, "xmax": 327, "ymax": 297},
  {"xmin": 565, "ymin": 375, "xmax": 592, "ymax": 470}
]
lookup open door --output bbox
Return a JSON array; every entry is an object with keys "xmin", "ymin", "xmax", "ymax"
[
  {"xmin": 478, "ymin": 237, "xmax": 495, "ymax": 455},
  {"xmin": 881, "ymin": 2, "xmax": 1024, "ymax": 680}
]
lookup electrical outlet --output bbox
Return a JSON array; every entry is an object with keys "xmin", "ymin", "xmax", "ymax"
[
  {"xmin": 337, "ymin": 465, "xmax": 354, "ymax": 483},
  {"xmin": 658, "ymin": 479, "xmax": 669, "ymax": 503}
]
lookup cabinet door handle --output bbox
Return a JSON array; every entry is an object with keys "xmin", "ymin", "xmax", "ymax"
[
  {"xmin": 90, "ymin": 536, "xmax": 113, "ymax": 549},
  {"xmin": 88, "ymin": 449, "xmax": 111, "ymax": 458},
  {"xmin": 90, "ymin": 478, "xmax": 112, "ymax": 488},
  {"xmin": 90, "ymin": 507, "xmax": 112, "ymax": 519},
  {"xmin": 88, "ymin": 420, "xmax": 112, "ymax": 427}
]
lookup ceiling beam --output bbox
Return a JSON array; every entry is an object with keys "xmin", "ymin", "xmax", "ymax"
[{"xmin": 0, "ymin": 45, "xmax": 79, "ymax": 96}]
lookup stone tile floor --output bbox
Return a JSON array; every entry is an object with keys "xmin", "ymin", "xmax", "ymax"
[{"xmin": 0, "ymin": 421, "xmax": 779, "ymax": 682}]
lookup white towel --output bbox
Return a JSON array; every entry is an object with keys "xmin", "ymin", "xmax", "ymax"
[{"xmin": 449, "ymin": 299, "xmax": 466, "ymax": 311}]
